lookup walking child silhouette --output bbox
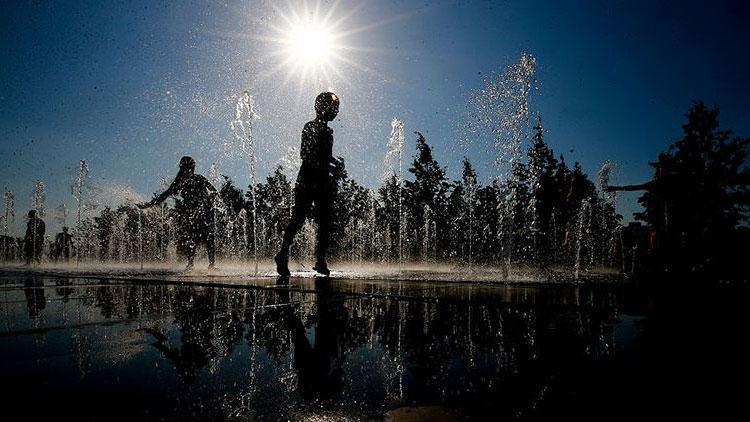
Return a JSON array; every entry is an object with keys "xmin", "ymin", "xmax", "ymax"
[{"xmin": 275, "ymin": 92, "xmax": 340, "ymax": 277}]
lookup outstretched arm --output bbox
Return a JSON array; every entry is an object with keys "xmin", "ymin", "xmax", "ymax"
[
  {"xmin": 604, "ymin": 182, "xmax": 653, "ymax": 192},
  {"xmin": 139, "ymin": 179, "xmax": 179, "ymax": 209}
]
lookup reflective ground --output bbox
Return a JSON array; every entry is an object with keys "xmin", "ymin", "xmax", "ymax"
[{"xmin": 0, "ymin": 275, "xmax": 747, "ymax": 421}]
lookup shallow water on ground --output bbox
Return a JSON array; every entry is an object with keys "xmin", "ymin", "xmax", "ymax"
[{"xmin": 0, "ymin": 275, "xmax": 747, "ymax": 420}]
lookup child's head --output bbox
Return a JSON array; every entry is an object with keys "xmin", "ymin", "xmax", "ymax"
[
  {"xmin": 174, "ymin": 156, "xmax": 196, "ymax": 182},
  {"xmin": 179, "ymin": 156, "xmax": 196, "ymax": 174},
  {"xmin": 314, "ymin": 92, "xmax": 339, "ymax": 121}
]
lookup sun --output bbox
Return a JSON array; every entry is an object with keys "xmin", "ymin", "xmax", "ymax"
[
  {"xmin": 284, "ymin": 20, "xmax": 335, "ymax": 69},
  {"xmin": 258, "ymin": 0, "xmax": 366, "ymax": 90},
  {"xmin": 273, "ymin": 7, "xmax": 346, "ymax": 85}
]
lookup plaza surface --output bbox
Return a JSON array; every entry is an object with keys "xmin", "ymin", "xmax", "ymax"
[
  {"xmin": 0, "ymin": 260, "xmax": 623, "ymax": 286},
  {"xmin": 0, "ymin": 268, "xmax": 746, "ymax": 421}
]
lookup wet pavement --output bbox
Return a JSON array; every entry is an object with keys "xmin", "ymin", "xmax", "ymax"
[
  {"xmin": 0, "ymin": 261, "xmax": 623, "ymax": 285},
  {"xmin": 0, "ymin": 275, "xmax": 747, "ymax": 421}
]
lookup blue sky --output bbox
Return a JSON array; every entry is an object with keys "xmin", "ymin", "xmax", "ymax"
[{"xmin": 1, "ymin": 0, "xmax": 748, "ymax": 234}]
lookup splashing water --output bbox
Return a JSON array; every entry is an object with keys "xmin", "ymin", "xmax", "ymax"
[
  {"xmin": 231, "ymin": 90, "xmax": 260, "ymax": 274},
  {"xmin": 209, "ymin": 162, "xmax": 219, "ymax": 184},
  {"xmin": 138, "ymin": 208, "xmax": 144, "ymax": 270},
  {"xmin": 158, "ymin": 178, "xmax": 170, "ymax": 261},
  {"xmin": 385, "ymin": 118, "xmax": 406, "ymax": 179},
  {"xmin": 422, "ymin": 205, "xmax": 431, "ymax": 260},
  {"xmin": 281, "ymin": 146, "xmax": 301, "ymax": 218},
  {"xmin": 238, "ymin": 208, "xmax": 248, "ymax": 258},
  {"xmin": 32, "ymin": 180, "xmax": 46, "ymax": 218},
  {"xmin": 471, "ymin": 52, "xmax": 537, "ymax": 173},
  {"xmin": 281, "ymin": 146, "xmax": 301, "ymax": 178},
  {"xmin": 55, "ymin": 203, "xmax": 68, "ymax": 228},
  {"xmin": 209, "ymin": 162, "xmax": 222, "ymax": 259},
  {"xmin": 526, "ymin": 116, "xmax": 547, "ymax": 266},
  {"xmin": 2, "ymin": 190, "xmax": 14, "ymax": 262},
  {"xmin": 230, "ymin": 91, "xmax": 260, "ymax": 141},
  {"xmin": 470, "ymin": 52, "xmax": 537, "ymax": 276},
  {"xmin": 386, "ymin": 118, "xmax": 406, "ymax": 266},
  {"xmin": 461, "ymin": 164, "xmax": 478, "ymax": 270},
  {"xmin": 598, "ymin": 160, "xmax": 617, "ymax": 201},
  {"xmin": 73, "ymin": 160, "xmax": 88, "ymax": 266},
  {"xmin": 598, "ymin": 160, "xmax": 619, "ymax": 264},
  {"xmin": 574, "ymin": 197, "xmax": 593, "ymax": 281},
  {"xmin": 367, "ymin": 192, "xmax": 378, "ymax": 261}
]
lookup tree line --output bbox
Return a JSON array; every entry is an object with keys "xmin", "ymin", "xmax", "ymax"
[
  {"xmin": 69, "ymin": 118, "xmax": 621, "ymax": 272},
  {"xmin": 4, "ymin": 101, "xmax": 746, "ymax": 280}
]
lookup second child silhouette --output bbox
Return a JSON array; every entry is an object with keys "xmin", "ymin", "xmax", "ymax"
[
  {"xmin": 54, "ymin": 226, "xmax": 74, "ymax": 263},
  {"xmin": 138, "ymin": 156, "xmax": 217, "ymax": 271},
  {"xmin": 275, "ymin": 92, "xmax": 340, "ymax": 277}
]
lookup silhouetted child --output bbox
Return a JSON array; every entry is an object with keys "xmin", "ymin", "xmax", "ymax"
[
  {"xmin": 54, "ymin": 226, "xmax": 74, "ymax": 262},
  {"xmin": 139, "ymin": 156, "xmax": 217, "ymax": 270},
  {"xmin": 23, "ymin": 210, "xmax": 45, "ymax": 265},
  {"xmin": 275, "ymin": 92, "xmax": 340, "ymax": 277}
]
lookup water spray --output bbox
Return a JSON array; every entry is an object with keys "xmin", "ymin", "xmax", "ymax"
[
  {"xmin": 3, "ymin": 190, "xmax": 14, "ymax": 263},
  {"xmin": 31, "ymin": 181, "xmax": 45, "ymax": 264},
  {"xmin": 231, "ymin": 90, "xmax": 260, "ymax": 275},
  {"xmin": 73, "ymin": 160, "xmax": 88, "ymax": 266},
  {"xmin": 386, "ymin": 118, "xmax": 405, "ymax": 267},
  {"xmin": 471, "ymin": 52, "xmax": 537, "ymax": 279}
]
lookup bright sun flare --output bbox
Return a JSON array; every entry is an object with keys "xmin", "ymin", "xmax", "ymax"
[
  {"xmin": 257, "ymin": 1, "xmax": 367, "ymax": 90},
  {"xmin": 285, "ymin": 22, "xmax": 335, "ymax": 69}
]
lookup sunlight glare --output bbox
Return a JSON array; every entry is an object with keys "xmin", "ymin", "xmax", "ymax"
[
  {"xmin": 286, "ymin": 21, "xmax": 334, "ymax": 69},
  {"xmin": 257, "ymin": 0, "xmax": 377, "ymax": 91}
]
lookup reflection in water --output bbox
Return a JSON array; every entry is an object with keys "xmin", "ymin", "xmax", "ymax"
[
  {"xmin": 23, "ymin": 279, "xmax": 46, "ymax": 317},
  {"xmin": 3, "ymin": 277, "xmax": 744, "ymax": 420},
  {"xmin": 276, "ymin": 279, "xmax": 345, "ymax": 401},
  {"xmin": 143, "ymin": 288, "xmax": 244, "ymax": 382}
]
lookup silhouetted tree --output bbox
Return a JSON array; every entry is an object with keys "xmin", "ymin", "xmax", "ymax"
[
  {"xmin": 377, "ymin": 174, "xmax": 402, "ymax": 260},
  {"xmin": 448, "ymin": 158, "xmax": 479, "ymax": 262},
  {"xmin": 220, "ymin": 176, "xmax": 246, "ymax": 216},
  {"xmin": 475, "ymin": 181, "xmax": 502, "ymax": 260},
  {"xmin": 254, "ymin": 167, "xmax": 292, "ymax": 256},
  {"xmin": 527, "ymin": 118, "xmax": 558, "ymax": 264},
  {"xmin": 404, "ymin": 132, "xmax": 450, "ymax": 259},
  {"xmin": 328, "ymin": 156, "xmax": 352, "ymax": 257},
  {"xmin": 636, "ymin": 101, "xmax": 750, "ymax": 276}
]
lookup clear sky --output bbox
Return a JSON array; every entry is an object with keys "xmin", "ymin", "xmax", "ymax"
[{"xmin": 1, "ymin": 0, "xmax": 748, "ymax": 235}]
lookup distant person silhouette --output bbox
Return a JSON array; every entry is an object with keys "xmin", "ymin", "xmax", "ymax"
[
  {"xmin": 23, "ymin": 210, "xmax": 45, "ymax": 265},
  {"xmin": 275, "ymin": 92, "xmax": 340, "ymax": 277},
  {"xmin": 54, "ymin": 226, "xmax": 74, "ymax": 263},
  {"xmin": 138, "ymin": 156, "xmax": 217, "ymax": 270}
]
